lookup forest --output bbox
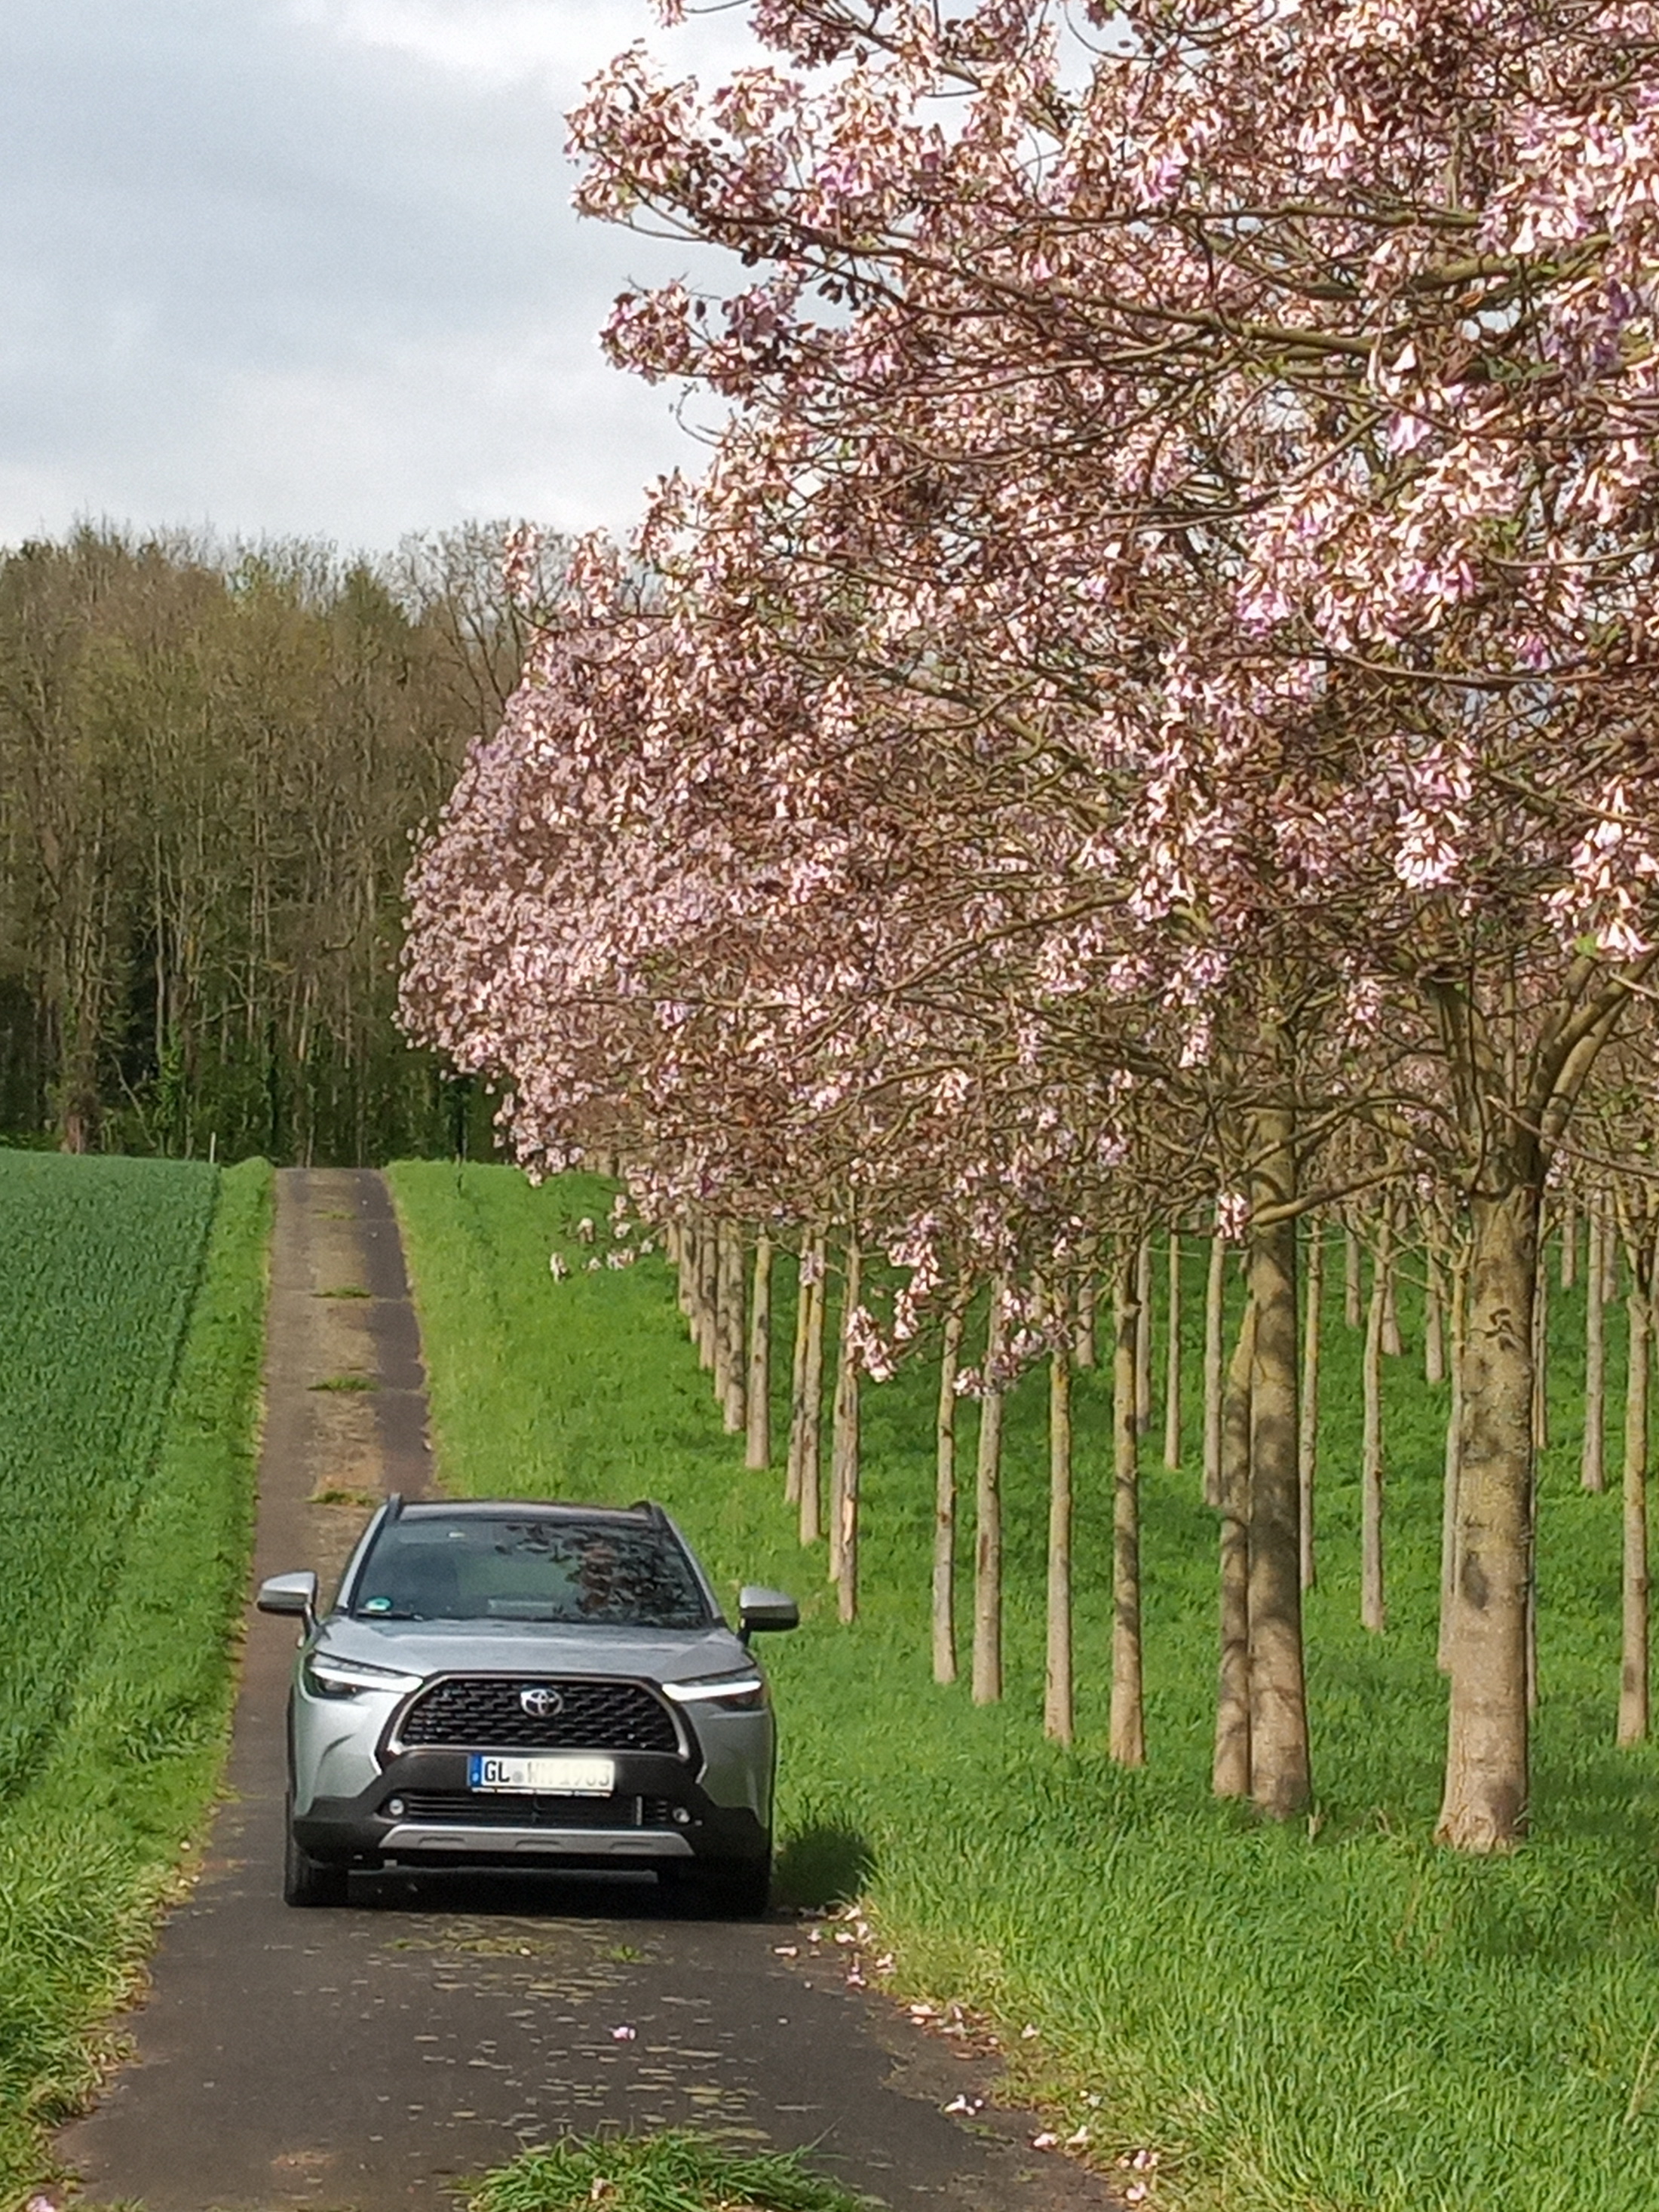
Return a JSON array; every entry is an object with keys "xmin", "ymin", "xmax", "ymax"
[{"xmin": 0, "ymin": 523, "xmax": 543, "ymax": 1165}]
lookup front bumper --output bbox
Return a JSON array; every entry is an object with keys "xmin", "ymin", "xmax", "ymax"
[{"xmin": 291, "ymin": 1745, "xmax": 769, "ymax": 1869}]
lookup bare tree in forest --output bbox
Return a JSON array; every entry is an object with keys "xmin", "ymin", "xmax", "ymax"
[{"xmin": 0, "ymin": 525, "xmax": 516, "ymax": 1162}]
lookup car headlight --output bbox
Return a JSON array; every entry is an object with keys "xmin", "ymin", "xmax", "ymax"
[
  {"xmin": 302, "ymin": 1652, "xmax": 425, "ymax": 1700},
  {"xmin": 660, "ymin": 1670, "xmax": 767, "ymax": 1710}
]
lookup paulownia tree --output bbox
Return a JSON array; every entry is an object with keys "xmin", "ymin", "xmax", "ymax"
[{"xmin": 562, "ymin": 0, "xmax": 1659, "ymax": 1848}]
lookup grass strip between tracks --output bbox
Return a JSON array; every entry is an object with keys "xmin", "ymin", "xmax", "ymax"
[
  {"xmin": 391, "ymin": 1159, "xmax": 1659, "ymax": 2212},
  {"xmin": 0, "ymin": 1155, "xmax": 271, "ymax": 2206},
  {"xmin": 468, "ymin": 2130, "xmax": 869, "ymax": 2212}
]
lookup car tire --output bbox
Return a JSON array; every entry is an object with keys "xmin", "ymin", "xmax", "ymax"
[
  {"xmin": 698, "ymin": 1853, "xmax": 772, "ymax": 1919},
  {"xmin": 284, "ymin": 1812, "xmax": 349, "ymax": 1907}
]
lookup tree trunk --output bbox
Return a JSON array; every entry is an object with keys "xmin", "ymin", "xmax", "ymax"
[
  {"xmin": 1619, "ymin": 1259, "xmax": 1651, "ymax": 1746},
  {"xmin": 687, "ymin": 1220, "xmax": 705, "ymax": 1348},
  {"xmin": 1526, "ymin": 1443, "xmax": 1540, "ymax": 1721},
  {"xmin": 1163, "ymin": 1229, "xmax": 1182, "ymax": 1469},
  {"xmin": 697, "ymin": 1220, "xmax": 719, "ymax": 1373},
  {"xmin": 933, "ymin": 1281, "xmax": 971, "ymax": 1686},
  {"xmin": 1202, "ymin": 1232, "xmax": 1227, "ymax": 1508},
  {"xmin": 1380, "ymin": 1220, "xmax": 1403, "ymax": 1358},
  {"xmin": 1213, "ymin": 1299, "xmax": 1256, "ymax": 1799},
  {"xmin": 680, "ymin": 1216, "xmax": 702, "ymax": 1337},
  {"xmin": 971, "ymin": 1277, "xmax": 1007, "ymax": 1706},
  {"xmin": 1074, "ymin": 1244, "xmax": 1099, "ymax": 1370},
  {"xmin": 1439, "ymin": 1249, "xmax": 1467, "ymax": 1674},
  {"xmin": 1111, "ymin": 1253, "xmax": 1145, "ymax": 1766},
  {"xmin": 1561, "ymin": 1192, "xmax": 1578, "ymax": 1290},
  {"xmin": 1046, "ymin": 1336, "xmax": 1075, "ymax": 1747},
  {"xmin": 718, "ymin": 1221, "xmax": 747, "ymax": 1434},
  {"xmin": 785, "ymin": 1242, "xmax": 811, "ymax": 1508},
  {"xmin": 745, "ymin": 1233, "xmax": 772, "ymax": 1471},
  {"xmin": 829, "ymin": 1238, "xmax": 863, "ymax": 1619},
  {"xmin": 1344, "ymin": 1223, "xmax": 1363, "ymax": 1328},
  {"xmin": 1247, "ymin": 1106, "xmax": 1311, "ymax": 1818},
  {"xmin": 1583, "ymin": 1205, "xmax": 1607, "ymax": 1493},
  {"xmin": 1299, "ymin": 1219, "xmax": 1321, "ymax": 1592},
  {"xmin": 1361, "ymin": 1218, "xmax": 1388, "ymax": 1634},
  {"xmin": 1530, "ymin": 1241, "xmax": 1549, "ymax": 1456},
  {"xmin": 1436, "ymin": 1185, "xmax": 1540, "ymax": 1853},
  {"xmin": 685, "ymin": 1219, "xmax": 704, "ymax": 1360},
  {"xmin": 1424, "ymin": 1254, "xmax": 1446, "ymax": 1387},
  {"xmin": 1133, "ymin": 1235, "xmax": 1153, "ymax": 1434},
  {"xmin": 795, "ymin": 1241, "xmax": 826, "ymax": 1546}
]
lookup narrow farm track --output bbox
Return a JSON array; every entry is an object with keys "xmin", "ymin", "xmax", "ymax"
[{"xmin": 60, "ymin": 1168, "xmax": 1110, "ymax": 2212}]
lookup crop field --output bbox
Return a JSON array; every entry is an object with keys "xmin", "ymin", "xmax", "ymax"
[
  {"xmin": 0, "ymin": 1154, "xmax": 216, "ymax": 1802},
  {"xmin": 0, "ymin": 1152, "xmax": 271, "ymax": 2199},
  {"xmin": 391, "ymin": 1160, "xmax": 1659, "ymax": 2212}
]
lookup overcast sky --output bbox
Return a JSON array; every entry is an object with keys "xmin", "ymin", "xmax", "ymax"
[{"xmin": 0, "ymin": 0, "xmax": 753, "ymax": 554}]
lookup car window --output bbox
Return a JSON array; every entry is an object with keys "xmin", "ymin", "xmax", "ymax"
[{"xmin": 350, "ymin": 1517, "xmax": 710, "ymax": 1628}]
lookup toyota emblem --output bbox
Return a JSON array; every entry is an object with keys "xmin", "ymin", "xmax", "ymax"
[{"xmin": 519, "ymin": 1685, "xmax": 563, "ymax": 1718}]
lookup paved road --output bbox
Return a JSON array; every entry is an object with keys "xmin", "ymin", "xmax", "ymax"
[{"xmin": 60, "ymin": 1168, "xmax": 1109, "ymax": 2212}]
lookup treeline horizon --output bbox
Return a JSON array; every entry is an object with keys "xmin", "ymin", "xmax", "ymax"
[{"xmin": 0, "ymin": 520, "xmax": 557, "ymax": 1165}]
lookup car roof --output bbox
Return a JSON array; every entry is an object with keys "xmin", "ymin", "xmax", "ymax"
[{"xmin": 393, "ymin": 1499, "xmax": 665, "ymax": 1525}]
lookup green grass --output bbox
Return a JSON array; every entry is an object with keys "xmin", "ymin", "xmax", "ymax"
[
  {"xmin": 467, "ymin": 2131, "xmax": 870, "ymax": 2212},
  {"xmin": 0, "ymin": 1153, "xmax": 217, "ymax": 1803},
  {"xmin": 0, "ymin": 1154, "xmax": 271, "ymax": 2203},
  {"xmin": 389, "ymin": 1161, "xmax": 1659, "ymax": 2212}
]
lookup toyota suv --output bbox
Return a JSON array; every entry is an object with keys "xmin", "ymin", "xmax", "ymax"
[{"xmin": 257, "ymin": 1496, "xmax": 797, "ymax": 1914}]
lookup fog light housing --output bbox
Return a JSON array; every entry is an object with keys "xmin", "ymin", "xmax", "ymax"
[
  {"xmin": 672, "ymin": 1805, "xmax": 692, "ymax": 1826},
  {"xmin": 386, "ymin": 1797, "xmax": 406, "ymax": 1818}
]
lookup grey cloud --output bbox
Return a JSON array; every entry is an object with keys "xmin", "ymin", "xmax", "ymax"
[{"xmin": 0, "ymin": 0, "xmax": 734, "ymax": 547}]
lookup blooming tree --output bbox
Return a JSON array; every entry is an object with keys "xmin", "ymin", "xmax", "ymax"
[
  {"xmin": 404, "ymin": 0, "xmax": 1659, "ymax": 1848},
  {"xmin": 560, "ymin": 0, "xmax": 1659, "ymax": 1849}
]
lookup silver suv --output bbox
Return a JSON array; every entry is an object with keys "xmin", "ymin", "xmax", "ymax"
[{"xmin": 257, "ymin": 1496, "xmax": 797, "ymax": 1915}]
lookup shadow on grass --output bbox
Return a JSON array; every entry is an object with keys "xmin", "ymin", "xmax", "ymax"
[{"xmin": 774, "ymin": 1826, "xmax": 875, "ymax": 1910}]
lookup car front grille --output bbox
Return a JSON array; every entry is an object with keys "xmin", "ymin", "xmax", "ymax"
[
  {"xmin": 388, "ymin": 1791, "xmax": 679, "ymax": 1830},
  {"xmin": 397, "ymin": 1676, "xmax": 680, "ymax": 1754}
]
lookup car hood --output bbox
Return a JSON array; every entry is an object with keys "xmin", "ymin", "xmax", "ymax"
[{"xmin": 314, "ymin": 1615, "xmax": 753, "ymax": 1683}]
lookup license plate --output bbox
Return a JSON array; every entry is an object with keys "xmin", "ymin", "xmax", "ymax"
[{"xmin": 467, "ymin": 1754, "xmax": 615, "ymax": 1796}]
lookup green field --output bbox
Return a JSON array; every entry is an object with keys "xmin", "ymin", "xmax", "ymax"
[
  {"xmin": 390, "ymin": 1160, "xmax": 1659, "ymax": 2212},
  {"xmin": 0, "ymin": 1152, "xmax": 271, "ymax": 2202}
]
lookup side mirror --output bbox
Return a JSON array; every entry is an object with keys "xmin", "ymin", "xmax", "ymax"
[
  {"xmin": 258, "ymin": 1570, "xmax": 318, "ymax": 1626},
  {"xmin": 738, "ymin": 1585, "xmax": 799, "ymax": 1641}
]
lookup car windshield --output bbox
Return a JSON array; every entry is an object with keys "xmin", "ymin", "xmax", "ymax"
[{"xmin": 350, "ymin": 1516, "xmax": 711, "ymax": 1628}]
